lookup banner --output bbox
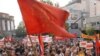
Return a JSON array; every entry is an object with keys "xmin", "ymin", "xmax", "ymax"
[
  {"xmin": 80, "ymin": 41, "xmax": 93, "ymax": 49},
  {"xmin": 81, "ymin": 33, "xmax": 96, "ymax": 40},
  {"xmin": 23, "ymin": 36, "xmax": 53, "ymax": 43},
  {"xmin": 86, "ymin": 42, "xmax": 93, "ymax": 49},
  {"xmin": 0, "ymin": 41, "xmax": 4, "ymax": 46},
  {"xmin": 80, "ymin": 41, "xmax": 87, "ymax": 47}
]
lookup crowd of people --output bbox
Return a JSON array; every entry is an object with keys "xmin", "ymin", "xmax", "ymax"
[
  {"xmin": 44, "ymin": 40, "xmax": 94, "ymax": 56},
  {"xmin": 0, "ymin": 38, "xmax": 95, "ymax": 56}
]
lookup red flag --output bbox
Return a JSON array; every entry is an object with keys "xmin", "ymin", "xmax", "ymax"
[
  {"xmin": 18, "ymin": 0, "xmax": 75, "ymax": 38},
  {"xmin": 96, "ymin": 40, "xmax": 100, "ymax": 56}
]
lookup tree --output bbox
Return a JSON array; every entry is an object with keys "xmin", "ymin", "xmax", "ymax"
[
  {"xmin": 82, "ymin": 24, "xmax": 95, "ymax": 35},
  {"xmin": 0, "ymin": 34, "xmax": 4, "ymax": 39},
  {"xmin": 83, "ymin": 24, "xmax": 95, "ymax": 41},
  {"xmin": 15, "ymin": 21, "xmax": 26, "ymax": 37},
  {"xmin": 85, "ymin": 27, "xmax": 95, "ymax": 36}
]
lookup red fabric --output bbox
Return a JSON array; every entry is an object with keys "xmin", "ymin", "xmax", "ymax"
[
  {"xmin": 96, "ymin": 40, "xmax": 100, "ymax": 56},
  {"xmin": 4, "ymin": 36, "xmax": 14, "ymax": 42},
  {"xmin": 38, "ymin": 35, "xmax": 44, "ymax": 56},
  {"xmin": 18, "ymin": 0, "xmax": 76, "ymax": 38}
]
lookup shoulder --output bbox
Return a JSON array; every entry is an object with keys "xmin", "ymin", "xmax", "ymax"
[{"xmin": 55, "ymin": 54, "xmax": 58, "ymax": 56}]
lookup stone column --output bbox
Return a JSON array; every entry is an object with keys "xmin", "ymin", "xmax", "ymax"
[{"xmin": 2, "ymin": 20, "xmax": 6, "ymax": 31}]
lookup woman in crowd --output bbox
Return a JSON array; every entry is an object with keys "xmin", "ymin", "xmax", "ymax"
[
  {"xmin": 55, "ymin": 50, "xmax": 64, "ymax": 56},
  {"xmin": 65, "ymin": 45, "xmax": 71, "ymax": 56},
  {"xmin": 86, "ymin": 49, "xmax": 92, "ymax": 56},
  {"xmin": 77, "ymin": 48, "xmax": 86, "ymax": 56}
]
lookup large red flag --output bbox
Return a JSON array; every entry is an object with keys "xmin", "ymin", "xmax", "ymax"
[
  {"xmin": 18, "ymin": 0, "xmax": 75, "ymax": 56},
  {"xmin": 18, "ymin": 0, "xmax": 75, "ymax": 38}
]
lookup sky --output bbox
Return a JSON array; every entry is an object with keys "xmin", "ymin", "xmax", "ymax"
[{"xmin": 0, "ymin": 0, "xmax": 71, "ymax": 28}]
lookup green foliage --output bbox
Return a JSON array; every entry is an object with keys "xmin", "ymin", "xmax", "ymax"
[
  {"xmin": 85, "ymin": 27, "xmax": 95, "ymax": 36},
  {"xmin": 0, "ymin": 34, "xmax": 4, "ymax": 39},
  {"xmin": 15, "ymin": 21, "xmax": 26, "ymax": 37}
]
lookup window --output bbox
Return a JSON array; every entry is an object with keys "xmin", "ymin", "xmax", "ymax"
[
  {"xmin": 77, "ymin": 0, "xmax": 81, "ymax": 3},
  {"xmin": 94, "ymin": 3, "xmax": 96, "ymax": 5},
  {"xmin": 97, "ymin": 0, "xmax": 100, "ymax": 1},
  {"xmin": 91, "ymin": 22, "xmax": 96, "ymax": 26},
  {"xmin": 71, "ymin": 23, "xmax": 78, "ymax": 29},
  {"xmin": 97, "ymin": 22, "xmax": 100, "ymax": 24}
]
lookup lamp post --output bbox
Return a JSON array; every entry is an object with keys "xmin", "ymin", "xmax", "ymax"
[
  {"xmin": 80, "ymin": 11, "xmax": 89, "ymax": 31},
  {"xmin": 81, "ymin": 12, "xmax": 84, "ymax": 29},
  {"xmin": 95, "ymin": 22, "xmax": 100, "ymax": 56}
]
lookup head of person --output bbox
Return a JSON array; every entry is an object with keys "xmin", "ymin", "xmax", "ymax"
[{"xmin": 56, "ymin": 50, "xmax": 61, "ymax": 54}]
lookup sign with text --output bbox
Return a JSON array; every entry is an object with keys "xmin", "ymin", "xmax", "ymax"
[
  {"xmin": 80, "ymin": 41, "xmax": 87, "ymax": 47},
  {"xmin": 86, "ymin": 43, "xmax": 93, "ymax": 49}
]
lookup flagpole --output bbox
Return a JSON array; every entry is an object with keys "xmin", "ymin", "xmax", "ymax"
[
  {"xmin": 95, "ymin": 32, "xmax": 99, "ymax": 56},
  {"xmin": 28, "ymin": 35, "xmax": 38, "ymax": 56},
  {"xmin": 95, "ymin": 32, "xmax": 97, "ymax": 56},
  {"xmin": 38, "ymin": 34, "xmax": 44, "ymax": 56}
]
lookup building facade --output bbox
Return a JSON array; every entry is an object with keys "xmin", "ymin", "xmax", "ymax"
[
  {"xmin": 62, "ymin": 0, "xmax": 100, "ymax": 36},
  {"xmin": 41, "ymin": 0, "xmax": 59, "ymax": 7},
  {"xmin": 85, "ymin": 0, "xmax": 100, "ymax": 30},
  {"xmin": 0, "ymin": 12, "xmax": 15, "ymax": 36}
]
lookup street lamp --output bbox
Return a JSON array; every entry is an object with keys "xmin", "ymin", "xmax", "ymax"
[{"xmin": 80, "ymin": 11, "xmax": 88, "ymax": 30}]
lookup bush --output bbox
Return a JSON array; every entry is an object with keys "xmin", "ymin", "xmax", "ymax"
[
  {"xmin": 0, "ymin": 34, "xmax": 4, "ymax": 39},
  {"xmin": 85, "ymin": 27, "xmax": 95, "ymax": 36}
]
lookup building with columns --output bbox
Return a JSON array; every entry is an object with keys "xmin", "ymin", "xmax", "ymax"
[{"xmin": 0, "ymin": 12, "xmax": 15, "ymax": 36}]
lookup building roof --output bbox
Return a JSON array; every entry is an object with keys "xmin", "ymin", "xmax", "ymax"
[
  {"xmin": 66, "ymin": 0, "xmax": 81, "ymax": 6},
  {"xmin": 0, "ymin": 12, "xmax": 14, "ymax": 20}
]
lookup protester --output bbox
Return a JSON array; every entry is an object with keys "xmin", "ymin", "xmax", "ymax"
[
  {"xmin": 65, "ymin": 45, "xmax": 71, "ymax": 56},
  {"xmin": 55, "ymin": 49, "xmax": 64, "ymax": 56},
  {"xmin": 0, "ymin": 37, "xmax": 96, "ymax": 56},
  {"xmin": 77, "ymin": 48, "xmax": 85, "ymax": 56},
  {"xmin": 86, "ymin": 49, "xmax": 92, "ymax": 56}
]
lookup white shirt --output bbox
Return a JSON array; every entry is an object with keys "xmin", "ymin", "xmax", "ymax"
[{"xmin": 55, "ymin": 53, "xmax": 64, "ymax": 56}]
